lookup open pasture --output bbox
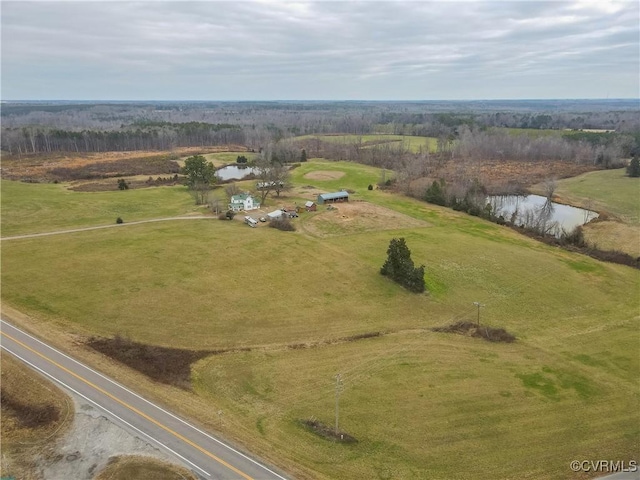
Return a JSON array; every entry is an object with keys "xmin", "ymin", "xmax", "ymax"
[
  {"xmin": 0, "ymin": 179, "xmax": 200, "ymax": 237},
  {"xmin": 295, "ymin": 134, "xmax": 438, "ymax": 153},
  {"xmin": 1, "ymin": 159, "xmax": 638, "ymax": 479},
  {"xmin": 194, "ymin": 323, "xmax": 638, "ymax": 480}
]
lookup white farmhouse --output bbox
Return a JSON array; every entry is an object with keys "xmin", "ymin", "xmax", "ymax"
[{"xmin": 229, "ymin": 193, "xmax": 260, "ymax": 212}]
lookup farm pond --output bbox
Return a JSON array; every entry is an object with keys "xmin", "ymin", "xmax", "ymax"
[
  {"xmin": 216, "ymin": 165, "xmax": 257, "ymax": 181},
  {"xmin": 487, "ymin": 194, "xmax": 598, "ymax": 236}
]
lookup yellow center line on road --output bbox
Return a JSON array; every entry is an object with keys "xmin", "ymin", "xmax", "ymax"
[{"xmin": 1, "ymin": 330, "xmax": 254, "ymax": 480}]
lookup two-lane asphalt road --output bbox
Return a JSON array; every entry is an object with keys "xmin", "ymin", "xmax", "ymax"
[{"xmin": 0, "ymin": 320, "xmax": 289, "ymax": 480}]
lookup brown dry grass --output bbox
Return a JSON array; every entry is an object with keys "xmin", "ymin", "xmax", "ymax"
[
  {"xmin": 86, "ymin": 335, "xmax": 213, "ymax": 389},
  {"xmin": 0, "ymin": 352, "xmax": 74, "ymax": 480},
  {"xmin": 94, "ymin": 455, "xmax": 197, "ymax": 480},
  {"xmin": 303, "ymin": 170, "xmax": 346, "ymax": 181},
  {"xmin": 416, "ymin": 159, "xmax": 595, "ymax": 193},
  {"xmin": 302, "ymin": 201, "xmax": 430, "ymax": 237},
  {"xmin": 0, "ymin": 146, "xmax": 246, "ymax": 181},
  {"xmin": 582, "ymin": 220, "xmax": 640, "ymax": 258}
]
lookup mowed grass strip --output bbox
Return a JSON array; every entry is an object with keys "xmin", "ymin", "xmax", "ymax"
[
  {"xmin": 193, "ymin": 330, "xmax": 638, "ymax": 480},
  {"xmin": 1, "ymin": 180, "xmax": 199, "ymax": 236}
]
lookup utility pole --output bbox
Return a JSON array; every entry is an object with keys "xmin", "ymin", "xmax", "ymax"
[
  {"xmin": 335, "ymin": 373, "xmax": 343, "ymax": 435},
  {"xmin": 473, "ymin": 302, "xmax": 485, "ymax": 326}
]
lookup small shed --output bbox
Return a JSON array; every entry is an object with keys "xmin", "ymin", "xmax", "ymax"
[
  {"xmin": 317, "ymin": 191, "xmax": 349, "ymax": 205},
  {"xmin": 304, "ymin": 201, "xmax": 317, "ymax": 212},
  {"xmin": 267, "ymin": 209, "xmax": 284, "ymax": 220}
]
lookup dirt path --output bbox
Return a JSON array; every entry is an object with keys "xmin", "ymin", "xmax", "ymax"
[{"xmin": 0, "ymin": 216, "xmax": 213, "ymax": 241}]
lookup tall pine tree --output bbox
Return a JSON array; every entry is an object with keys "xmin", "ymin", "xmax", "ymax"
[{"xmin": 380, "ymin": 238, "xmax": 426, "ymax": 293}]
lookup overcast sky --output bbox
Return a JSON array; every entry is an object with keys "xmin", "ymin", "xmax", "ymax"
[{"xmin": 1, "ymin": 1, "xmax": 638, "ymax": 100}]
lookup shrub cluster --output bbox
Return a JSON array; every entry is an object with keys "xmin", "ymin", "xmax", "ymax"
[
  {"xmin": 269, "ymin": 217, "xmax": 296, "ymax": 231},
  {"xmin": 432, "ymin": 321, "xmax": 516, "ymax": 343}
]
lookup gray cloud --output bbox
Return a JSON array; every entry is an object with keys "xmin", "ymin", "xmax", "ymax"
[{"xmin": 1, "ymin": 1, "xmax": 638, "ymax": 100}]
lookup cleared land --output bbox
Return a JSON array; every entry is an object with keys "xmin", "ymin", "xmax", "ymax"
[
  {"xmin": 1, "ymin": 353, "xmax": 74, "ymax": 480},
  {"xmin": 303, "ymin": 170, "xmax": 346, "ymax": 181},
  {"xmin": 301, "ymin": 202, "xmax": 430, "ymax": 237},
  {"xmin": 1, "ymin": 159, "xmax": 638, "ymax": 479}
]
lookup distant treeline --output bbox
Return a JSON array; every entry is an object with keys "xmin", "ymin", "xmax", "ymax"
[
  {"xmin": 1, "ymin": 101, "xmax": 639, "ymax": 155},
  {"xmin": 2, "ymin": 122, "xmax": 245, "ymax": 154}
]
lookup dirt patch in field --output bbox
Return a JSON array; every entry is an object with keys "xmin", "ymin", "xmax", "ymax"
[
  {"xmin": 303, "ymin": 201, "xmax": 430, "ymax": 237},
  {"xmin": 86, "ymin": 336, "xmax": 212, "ymax": 389},
  {"xmin": 303, "ymin": 170, "xmax": 346, "ymax": 181}
]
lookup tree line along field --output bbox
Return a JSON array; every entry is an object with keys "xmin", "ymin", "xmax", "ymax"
[{"xmin": 1, "ymin": 160, "xmax": 638, "ymax": 479}]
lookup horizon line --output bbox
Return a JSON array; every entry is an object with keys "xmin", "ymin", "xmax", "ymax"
[{"xmin": 2, "ymin": 98, "xmax": 639, "ymax": 103}]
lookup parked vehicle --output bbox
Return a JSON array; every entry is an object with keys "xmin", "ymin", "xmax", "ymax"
[{"xmin": 244, "ymin": 216, "xmax": 258, "ymax": 227}]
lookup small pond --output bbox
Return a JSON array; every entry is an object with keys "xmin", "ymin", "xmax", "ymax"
[
  {"xmin": 216, "ymin": 165, "xmax": 257, "ymax": 181},
  {"xmin": 487, "ymin": 194, "xmax": 598, "ymax": 236}
]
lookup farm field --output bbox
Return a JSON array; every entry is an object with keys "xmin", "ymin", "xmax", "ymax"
[
  {"xmin": 294, "ymin": 134, "xmax": 438, "ymax": 153},
  {"xmin": 1, "ymin": 159, "xmax": 638, "ymax": 479},
  {"xmin": 0, "ymin": 179, "xmax": 201, "ymax": 237}
]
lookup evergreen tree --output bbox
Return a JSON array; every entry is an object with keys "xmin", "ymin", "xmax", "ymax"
[
  {"xmin": 182, "ymin": 155, "xmax": 217, "ymax": 188},
  {"xmin": 380, "ymin": 238, "xmax": 426, "ymax": 293},
  {"xmin": 300, "ymin": 149, "xmax": 308, "ymax": 162},
  {"xmin": 627, "ymin": 155, "xmax": 640, "ymax": 177},
  {"xmin": 424, "ymin": 180, "xmax": 446, "ymax": 206}
]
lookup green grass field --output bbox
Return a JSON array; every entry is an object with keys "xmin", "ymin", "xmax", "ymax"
[
  {"xmin": 295, "ymin": 134, "xmax": 438, "ymax": 153},
  {"xmin": 1, "ymin": 160, "xmax": 638, "ymax": 479},
  {"xmin": 0, "ymin": 180, "xmax": 201, "ymax": 237}
]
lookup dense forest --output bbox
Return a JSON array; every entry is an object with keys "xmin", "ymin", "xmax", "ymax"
[{"xmin": 1, "ymin": 100, "xmax": 638, "ymax": 162}]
